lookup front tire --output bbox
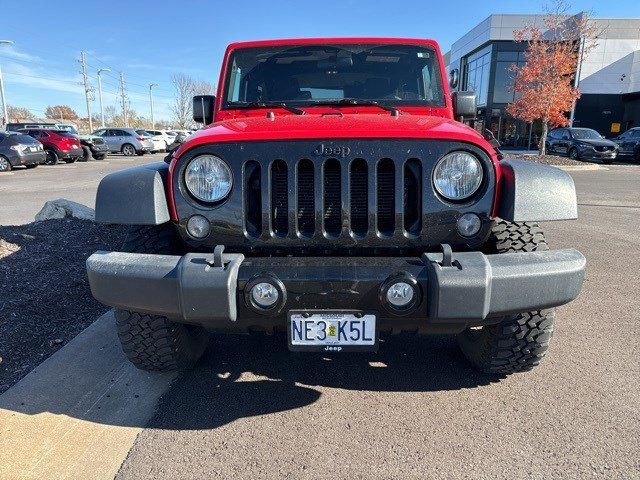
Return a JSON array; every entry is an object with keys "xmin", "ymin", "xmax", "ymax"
[
  {"xmin": 80, "ymin": 145, "xmax": 92, "ymax": 162},
  {"xmin": 569, "ymin": 147, "xmax": 580, "ymax": 161},
  {"xmin": 457, "ymin": 220, "xmax": 555, "ymax": 374},
  {"xmin": 115, "ymin": 224, "xmax": 209, "ymax": 372}
]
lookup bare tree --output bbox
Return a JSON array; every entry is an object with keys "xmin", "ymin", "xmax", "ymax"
[
  {"xmin": 6, "ymin": 105, "xmax": 34, "ymax": 122},
  {"xmin": 44, "ymin": 105, "xmax": 79, "ymax": 122},
  {"xmin": 170, "ymin": 74, "xmax": 214, "ymax": 128}
]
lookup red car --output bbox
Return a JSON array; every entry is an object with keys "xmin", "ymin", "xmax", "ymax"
[
  {"xmin": 19, "ymin": 128, "xmax": 83, "ymax": 165},
  {"xmin": 87, "ymin": 38, "xmax": 585, "ymax": 376}
]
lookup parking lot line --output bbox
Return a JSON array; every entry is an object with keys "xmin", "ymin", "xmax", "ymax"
[{"xmin": 0, "ymin": 311, "xmax": 177, "ymax": 480}]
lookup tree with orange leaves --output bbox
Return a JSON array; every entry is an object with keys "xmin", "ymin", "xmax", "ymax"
[{"xmin": 506, "ymin": 1, "xmax": 597, "ymax": 154}]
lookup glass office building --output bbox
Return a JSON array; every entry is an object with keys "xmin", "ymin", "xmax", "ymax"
[{"xmin": 446, "ymin": 14, "xmax": 640, "ymax": 149}]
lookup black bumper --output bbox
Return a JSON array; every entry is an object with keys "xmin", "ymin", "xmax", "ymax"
[
  {"xmin": 86, "ymin": 248, "xmax": 586, "ymax": 334},
  {"xmin": 59, "ymin": 148, "xmax": 84, "ymax": 160}
]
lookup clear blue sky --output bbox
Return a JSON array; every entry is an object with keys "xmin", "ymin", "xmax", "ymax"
[{"xmin": 1, "ymin": 0, "xmax": 639, "ymax": 123}]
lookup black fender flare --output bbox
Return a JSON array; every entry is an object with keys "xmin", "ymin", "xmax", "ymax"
[
  {"xmin": 95, "ymin": 162, "xmax": 171, "ymax": 225},
  {"xmin": 497, "ymin": 158, "xmax": 578, "ymax": 222}
]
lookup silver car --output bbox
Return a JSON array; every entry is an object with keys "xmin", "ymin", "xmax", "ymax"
[{"xmin": 91, "ymin": 128, "xmax": 154, "ymax": 156}]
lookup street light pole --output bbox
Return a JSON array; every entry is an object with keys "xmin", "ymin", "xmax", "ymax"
[
  {"xmin": 149, "ymin": 83, "xmax": 158, "ymax": 130},
  {"xmin": 0, "ymin": 40, "xmax": 15, "ymax": 127},
  {"xmin": 97, "ymin": 68, "xmax": 110, "ymax": 128}
]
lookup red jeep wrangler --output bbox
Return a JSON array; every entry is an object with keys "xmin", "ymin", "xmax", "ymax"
[{"xmin": 87, "ymin": 38, "xmax": 585, "ymax": 375}]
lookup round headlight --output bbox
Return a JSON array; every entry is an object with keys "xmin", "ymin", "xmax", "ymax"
[
  {"xmin": 184, "ymin": 155, "xmax": 232, "ymax": 202},
  {"xmin": 433, "ymin": 151, "xmax": 483, "ymax": 201}
]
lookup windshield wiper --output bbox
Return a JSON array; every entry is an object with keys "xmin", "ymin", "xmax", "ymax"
[
  {"xmin": 227, "ymin": 101, "xmax": 305, "ymax": 115},
  {"xmin": 309, "ymin": 98, "xmax": 401, "ymax": 115}
]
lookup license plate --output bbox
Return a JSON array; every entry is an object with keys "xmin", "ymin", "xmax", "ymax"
[{"xmin": 288, "ymin": 311, "xmax": 377, "ymax": 352}]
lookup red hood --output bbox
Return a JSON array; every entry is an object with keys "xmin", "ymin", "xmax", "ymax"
[{"xmin": 174, "ymin": 113, "xmax": 497, "ymax": 158}]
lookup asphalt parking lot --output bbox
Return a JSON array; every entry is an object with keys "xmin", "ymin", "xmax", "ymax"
[
  {"xmin": 0, "ymin": 154, "xmax": 165, "ymax": 226},
  {"xmin": 1, "ymin": 157, "xmax": 639, "ymax": 479}
]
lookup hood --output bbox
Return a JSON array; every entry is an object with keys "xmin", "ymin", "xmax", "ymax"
[
  {"xmin": 576, "ymin": 138, "xmax": 617, "ymax": 147},
  {"xmin": 175, "ymin": 113, "xmax": 496, "ymax": 158}
]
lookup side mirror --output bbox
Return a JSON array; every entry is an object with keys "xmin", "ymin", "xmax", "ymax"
[
  {"xmin": 452, "ymin": 91, "xmax": 477, "ymax": 120},
  {"xmin": 193, "ymin": 95, "xmax": 215, "ymax": 125},
  {"xmin": 449, "ymin": 68, "xmax": 459, "ymax": 89}
]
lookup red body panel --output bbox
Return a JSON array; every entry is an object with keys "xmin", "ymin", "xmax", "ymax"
[
  {"xmin": 36, "ymin": 129, "xmax": 81, "ymax": 151},
  {"xmin": 168, "ymin": 38, "xmax": 502, "ymax": 220}
]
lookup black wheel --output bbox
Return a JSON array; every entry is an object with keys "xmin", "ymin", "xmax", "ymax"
[
  {"xmin": 0, "ymin": 155, "xmax": 12, "ymax": 172},
  {"xmin": 93, "ymin": 154, "xmax": 106, "ymax": 160},
  {"xmin": 25, "ymin": 164, "xmax": 37, "ymax": 169},
  {"xmin": 569, "ymin": 148, "xmax": 580, "ymax": 161},
  {"xmin": 545, "ymin": 142, "xmax": 553, "ymax": 154},
  {"xmin": 64, "ymin": 157, "xmax": 77, "ymax": 164},
  {"xmin": 121, "ymin": 143, "xmax": 136, "ymax": 156},
  {"xmin": 115, "ymin": 224, "xmax": 209, "ymax": 372},
  {"xmin": 457, "ymin": 220, "xmax": 555, "ymax": 375},
  {"xmin": 80, "ymin": 145, "xmax": 92, "ymax": 162},
  {"xmin": 136, "ymin": 151, "xmax": 145, "ymax": 156},
  {"xmin": 44, "ymin": 149, "xmax": 58, "ymax": 165}
]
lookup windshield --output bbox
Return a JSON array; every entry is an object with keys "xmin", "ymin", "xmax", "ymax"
[
  {"xmin": 572, "ymin": 129, "xmax": 601, "ymax": 140},
  {"xmin": 136, "ymin": 130, "xmax": 151, "ymax": 136},
  {"xmin": 223, "ymin": 43, "xmax": 445, "ymax": 108},
  {"xmin": 55, "ymin": 131, "xmax": 76, "ymax": 138},
  {"xmin": 57, "ymin": 125, "xmax": 79, "ymax": 134}
]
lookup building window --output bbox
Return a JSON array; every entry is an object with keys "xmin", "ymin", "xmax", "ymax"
[
  {"xmin": 462, "ymin": 45, "xmax": 492, "ymax": 106},
  {"xmin": 492, "ymin": 51, "xmax": 526, "ymax": 104}
]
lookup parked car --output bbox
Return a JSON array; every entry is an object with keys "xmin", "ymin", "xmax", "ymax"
[
  {"xmin": 91, "ymin": 128, "xmax": 153, "ymax": 156},
  {"xmin": 145, "ymin": 129, "xmax": 174, "ymax": 151},
  {"xmin": 6, "ymin": 122, "xmax": 57, "ymax": 132},
  {"xmin": 612, "ymin": 127, "xmax": 640, "ymax": 161},
  {"xmin": 0, "ymin": 131, "xmax": 45, "ymax": 172},
  {"xmin": 19, "ymin": 128, "xmax": 83, "ymax": 164},
  {"xmin": 546, "ymin": 127, "xmax": 618, "ymax": 163},
  {"xmin": 78, "ymin": 135, "xmax": 109, "ymax": 161},
  {"xmin": 136, "ymin": 130, "xmax": 166, "ymax": 153},
  {"xmin": 87, "ymin": 37, "xmax": 585, "ymax": 377}
]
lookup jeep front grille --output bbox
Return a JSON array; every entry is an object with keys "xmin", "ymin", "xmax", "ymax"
[
  {"xmin": 172, "ymin": 140, "xmax": 496, "ymax": 254},
  {"xmin": 243, "ymin": 156, "xmax": 424, "ymax": 239}
]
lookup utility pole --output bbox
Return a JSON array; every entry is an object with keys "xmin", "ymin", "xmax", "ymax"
[
  {"xmin": 0, "ymin": 40, "xmax": 15, "ymax": 127},
  {"xmin": 97, "ymin": 68, "xmax": 110, "ymax": 128},
  {"xmin": 149, "ymin": 83, "xmax": 158, "ymax": 130},
  {"xmin": 80, "ymin": 51, "xmax": 93, "ymax": 132},
  {"xmin": 119, "ymin": 72, "xmax": 128, "ymax": 127}
]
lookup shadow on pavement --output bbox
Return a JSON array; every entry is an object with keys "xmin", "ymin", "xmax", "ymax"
[{"xmin": 146, "ymin": 333, "xmax": 497, "ymax": 431}]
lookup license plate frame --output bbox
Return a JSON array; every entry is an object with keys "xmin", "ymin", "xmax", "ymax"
[{"xmin": 287, "ymin": 310, "xmax": 378, "ymax": 352}]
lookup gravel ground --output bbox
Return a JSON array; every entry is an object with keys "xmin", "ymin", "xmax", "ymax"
[
  {"xmin": 505, "ymin": 153, "xmax": 585, "ymax": 166},
  {"xmin": 0, "ymin": 219, "xmax": 127, "ymax": 394}
]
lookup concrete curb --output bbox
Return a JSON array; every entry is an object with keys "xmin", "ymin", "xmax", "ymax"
[
  {"xmin": 0, "ymin": 311, "xmax": 177, "ymax": 480},
  {"xmin": 556, "ymin": 164, "xmax": 608, "ymax": 172}
]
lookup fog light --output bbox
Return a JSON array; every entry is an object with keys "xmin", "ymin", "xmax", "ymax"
[
  {"xmin": 251, "ymin": 282, "xmax": 279, "ymax": 308},
  {"xmin": 457, "ymin": 213, "xmax": 481, "ymax": 237},
  {"xmin": 386, "ymin": 282, "xmax": 415, "ymax": 308},
  {"xmin": 187, "ymin": 215, "xmax": 210, "ymax": 239}
]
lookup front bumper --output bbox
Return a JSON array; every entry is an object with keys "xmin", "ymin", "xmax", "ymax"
[
  {"xmin": 580, "ymin": 148, "xmax": 617, "ymax": 160},
  {"xmin": 89, "ymin": 144, "xmax": 109, "ymax": 155},
  {"xmin": 87, "ymin": 248, "xmax": 586, "ymax": 334}
]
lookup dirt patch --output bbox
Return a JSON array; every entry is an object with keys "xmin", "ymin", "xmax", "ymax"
[
  {"xmin": 504, "ymin": 153, "xmax": 585, "ymax": 166},
  {"xmin": 0, "ymin": 219, "xmax": 128, "ymax": 394}
]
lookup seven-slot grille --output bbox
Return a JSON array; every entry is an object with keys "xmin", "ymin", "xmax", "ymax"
[{"xmin": 243, "ymin": 157, "xmax": 423, "ymax": 239}]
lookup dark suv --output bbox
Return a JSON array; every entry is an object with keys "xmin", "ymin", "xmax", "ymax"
[
  {"xmin": 19, "ymin": 128, "xmax": 83, "ymax": 164},
  {"xmin": 546, "ymin": 127, "xmax": 618, "ymax": 163},
  {"xmin": 612, "ymin": 127, "xmax": 640, "ymax": 161}
]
